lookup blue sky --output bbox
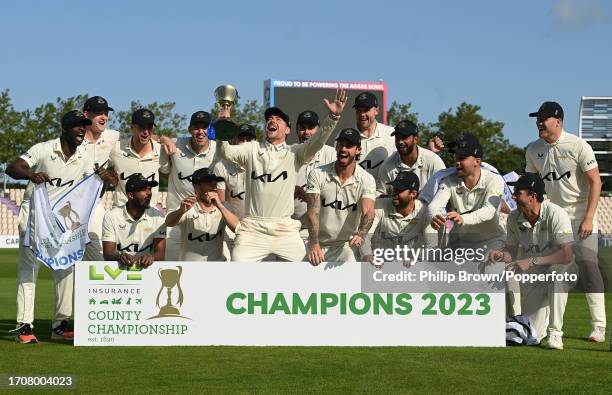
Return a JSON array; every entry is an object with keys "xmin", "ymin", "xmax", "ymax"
[{"xmin": 1, "ymin": 0, "xmax": 611, "ymax": 147}]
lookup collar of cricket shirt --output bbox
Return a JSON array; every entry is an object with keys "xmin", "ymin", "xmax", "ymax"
[{"xmin": 122, "ymin": 205, "xmax": 149, "ymax": 223}]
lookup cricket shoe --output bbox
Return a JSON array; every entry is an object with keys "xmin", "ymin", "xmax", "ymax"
[
  {"xmin": 10, "ymin": 323, "xmax": 38, "ymax": 344},
  {"xmin": 588, "ymin": 326, "xmax": 605, "ymax": 343},
  {"xmin": 546, "ymin": 335, "xmax": 564, "ymax": 350},
  {"xmin": 51, "ymin": 320, "xmax": 74, "ymax": 340}
]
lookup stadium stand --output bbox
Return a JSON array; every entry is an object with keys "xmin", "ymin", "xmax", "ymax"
[{"xmin": 0, "ymin": 188, "xmax": 611, "ymax": 237}]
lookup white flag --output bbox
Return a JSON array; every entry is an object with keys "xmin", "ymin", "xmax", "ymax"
[{"xmin": 25, "ymin": 173, "xmax": 103, "ymax": 271}]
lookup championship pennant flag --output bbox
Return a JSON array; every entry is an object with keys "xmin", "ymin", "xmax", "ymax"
[{"xmin": 24, "ymin": 173, "xmax": 103, "ymax": 271}]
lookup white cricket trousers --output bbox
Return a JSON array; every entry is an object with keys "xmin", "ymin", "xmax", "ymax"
[
  {"xmin": 521, "ymin": 262, "xmax": 578, "ymax": 340},
  {"xmin": 16, "ymin": 233, "xmax": 74, "ymax": 328},
  {"xmin": 232, "ymin": 216, "xmax": 306, "ymax": 262}
]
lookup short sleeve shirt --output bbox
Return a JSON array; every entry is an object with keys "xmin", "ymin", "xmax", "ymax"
[
  {"xmin": 175, "ymin": 204, "xmax": 226, "ymax": 261},
  {"xmin": 213, "ymin": 159, "xmax": 246, "ymax": 219},
  {"xmin": 19, "ymin": 138, "xmax": 91, "ymax": 230},
  {"xmin": 102, "ymin": 206, "xmax": 166, "ymax": 257},
  {"xmin": 352, "ymin": 122, "xmax": 395, "ymax": 178},
  {"xmin": 506, "ymin": 200, "xmax": 574, "ymax": 258},
  {"xmin": 80, "ymin": 129, "xmax": 121, "ymax": 168},
  {"xmin": 306, "ymin": 162, "xmax": 377, "ymax": 246},
  {"xmin": 109, "ymin": 136, "xmax": 169, "ymax": 207},
  {"xmin": 371, "ymin": 198, "xmax": 428, "ymax": 250},
  {"xmin": 165, "ymin": 137, "xmax": 217, "ymax": 210},
  {"xmin": 293, "ymin": 144, "xmax": 337, "ymax": 227},
  {"xmin": 525, "ymin": 130, "xmax": 598, "ymax": 218},
  {"xmin": 376, "ymin": 147, "xmax": 446, "ymax": 195}
]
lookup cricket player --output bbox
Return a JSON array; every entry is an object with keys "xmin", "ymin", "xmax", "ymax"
[
  {"xmin": 81, "ymin": 96, "xmax": 120, "ymax": 260},
  {"xmin": 162, "ymin": 111, "xmax": 217, "ymax": 260},
  {"xmin": 305, "ymin": 128, "xmax": 376, "ymax": 264},
  {"xmin": 217, "ymin": 88, "xmax": 347, "ymax": 261},
  {"xmin": 525, "ymin": 101, "xmax": 606, "ymax": 342},
  {"xmin": 362, "ymin": 171, "xmax": 430, "ymax": 265},
  {"xmin": 489, "ymin": 173, "xmax": 576, "ymax": 349},
  {"xmin": 165, "ymin": 168, "xmax": 239, "ymax": 261},
  {"xmin": 108, "ymin": 109, "xmax": 170, "ymax": 208},
  {"xmin": 214, "ymin": 123, "xmax": 257, "ymax": 219},
  {"xmin": 428, "ymin": 133, "xmax": 506, "ymax": 252},
  {"xmin": 292, "ymin": 110, "xmax": 337, "ymax": 242},
  {"xmin": 376, "ymin": 120, "xmax": 445, "ymax": 196},
  {"xmin": 102, "ymin": 174, "xmax": 166, "ymax": 267},
  {"xmin": 349, "ymin": 91, "xmax": 395, "ymax": 178},
  {"xmin": 6, "ymin": 110, "xmax": 112, "ymax": 343}
]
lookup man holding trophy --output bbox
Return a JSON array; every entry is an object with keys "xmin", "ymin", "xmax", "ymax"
[{"xmin": 216, "ymin": 88, "xmax": 348, "ymax": 261}]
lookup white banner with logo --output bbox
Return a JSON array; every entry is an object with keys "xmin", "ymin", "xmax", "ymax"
[
  {"xmin": 0, "ymin": 235, "xmax": 19, "ymax": 248},
  {"xmin": 75, "ymin": 261, "xmax": 505, "ymax": 347},
  {"xmin": 24, "ymin": 173, "xmax": 102, "ymax": 270}
]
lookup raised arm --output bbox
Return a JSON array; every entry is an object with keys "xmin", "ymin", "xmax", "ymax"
[{"xmin": 296, "ymin": 88, "xmax": 347, "ymax": 165}]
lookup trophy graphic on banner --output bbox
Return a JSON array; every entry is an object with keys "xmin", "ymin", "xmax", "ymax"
[
  {"xmin": 149, "ymin": 266, "xmax": 187, "ymax": 319},
  {"xmin": 210, "ymin": 84, "xmax": 239, "ymax": 141},
  {"xmin": 57, "ymin": 201, "xmax": 81, "ymax": 231}
]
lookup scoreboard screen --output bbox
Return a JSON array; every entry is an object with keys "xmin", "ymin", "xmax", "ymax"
[{"xmin": 264, "ymin": 79, "xmax": 388, "ymax": 144}]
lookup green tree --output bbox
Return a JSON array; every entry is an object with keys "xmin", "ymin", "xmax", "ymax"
[
  {"xmin": 386, "ymin": 100, "xmax": 435, "ymax": 143},
  {"xmin": 432, "ymin": 102, "xmax": 525, "ymax": 174},
  {"xmin": 210, "ymin": 99, "xmax": 265, "ymax": 140},
  {"xmin": 112, "ymin": 101, "xmax": 187, "ymax": 137},
  {"xmin": 0, "ymin": 90, "xmax": 25, "ymax": 164}
]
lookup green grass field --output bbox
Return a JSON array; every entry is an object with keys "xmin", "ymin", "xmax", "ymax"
[{"xmin": 0, "ymin": 248, "xmax": 611, "ymax": 394}]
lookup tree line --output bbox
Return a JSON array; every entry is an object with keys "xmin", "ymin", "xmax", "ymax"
[{"xmin": 0, "ymin": 89, "xmax": 525, "ymax": 174}]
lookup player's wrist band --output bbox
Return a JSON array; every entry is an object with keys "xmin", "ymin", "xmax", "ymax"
[{"xmin": 329, "ymin": 113, "xmax": 341, "ymax": 121}]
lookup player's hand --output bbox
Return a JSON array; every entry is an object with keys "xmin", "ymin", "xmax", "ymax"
[
  {"xmin": 500, "ymin": 200, "xmax": 511, "ymax": 214},
  {"xmin": 218, "ymin": 107, "xmax": 231, "ymax": 119},
  {"xmin": 323, "ymin": 88, "xmax": 347, "ymax": 116},
  {"xmin": 95, "ymin": 167, "xmax": 118, "ymax": 186},
  {"xmin": 138, "ymin": 253, "xmax": 154, "ymax": 268},
  {"xmin": 294, "ymin": 186, "xmax": 306, "ymax": 202},
  {"xmin": 427, "ymin": 136, "xmax": 444, "ymax": 153},
  {"xmin": 349, "ymin": 234, "xmax": 364, "ymax": 247},
  {"xmin": 180, "ymin": 195, "xmax": 197, "ymax": 214},
  {"xmin": 160, "ymin": 135, "xmax": 176, "ymax": 156},
  {"xmin": 28, "ymin": 171, "xmax": 51, "ymax": 184},
  {"xmin": 207, "ymin": 191, "xmax": 221, "ymax": 207},
  {"xmin": 578, "ymin": 217, "xmax": 593, "ymax": 239},
  {"xmin": 431, "ymin": 214, "xmax": 446, "ymax": 231},
  {"xmin": 119, "ymin": 252, "xmax": 136, "ymax": 268},
  {"xmin": 307, "ymin": 243, "xmax": 325, "ymax": 266},
  {"xmin": 488, "ymin": 250, "xmax": 508, "ymax": 264},
  {"xmin": 447, "ymin": 211, "xmax": 464, "ymax": 226},
  {"xmin": 512, "ymin": 259, "xmax": 531, "ymax": 272}
]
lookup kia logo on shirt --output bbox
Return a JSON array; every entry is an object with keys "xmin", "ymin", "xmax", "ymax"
[
  {"xmin": 117, "ymin": 242, "xmax": 153, "ymax": 253},
  {"xmin": 47, "ymin": 178, "xmax": 75, "ymax": 188},
  {"xmin": 359, "ymin": 159, "xmax": 384, "ymax": 170},
  {"xmin": 187, "ymin": 230, "xmax": 222, "ymax": 242},
  {"xmin": 251, "ymin": 171, "xmax": 288, "ymax": 183},
  {"xmin": 540, "ymin": 171, "xmax": 570, "ymax": 181},
  {"xmin": 120, "ymin": 172, "xmax": 156, "ymax": 181},
  {"xmin": 322, "ymin": 198, "xmax": 357, "ymax": 212}
]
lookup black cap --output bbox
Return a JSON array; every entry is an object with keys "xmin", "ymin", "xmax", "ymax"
[
  {"xmin": 61, "ymin": 110, "xmax": 92, "ymax": 129},
  {"xmin": 529, "ymin": 101, "xmax": 564, "ymax": 120},
  {"xmin": 507, "ymin": 172, "xmax": 545, "ymax": 198},
  {"xmin": 125, "ymin": 174, "xmax": 158, "ymax": 193},
  {"xmin": 447, "ymin": 133, "xmax": 483, "ymax": 158},
  {"xmin": 264, "ymin": 107, "xmax": 290, "ymax": 125},
  {"xmin": 131, "ymin": 109, "xmax": 155, "ymax": 127},
  {"xmin": 189, "ymin": 111, "xmax": 211, "ymax": 128},
  {"xmin": 191, "ymin": 168, "xmax": 224, "ymax": 184},
  {"xmin": 236, "ymin": 123, "xmax": 257, "ymax": 138},
  {"xmin": 353, "ymin": 92, "xmax": 377, "ymax": 109},
  {"xmin": 391, "ymin": 120, "xmax": 419, "ymax": 137},
  {"xmin": 296, "ymin": 110, "xmax": 319, "ymax": 127},
  {"xmin": 387, "ymin": 171, "xmax": 420, "ymax": 192},
  {"xmin": 83, "ymin": 96, "xmax": 114, "ymax": 112},
  {"xmin": 336, "ymin": 128, "xmax": 361, "ymax": 146}
]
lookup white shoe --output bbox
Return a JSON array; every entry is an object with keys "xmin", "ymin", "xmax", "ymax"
[
  {"xmin": 547, "ymin": 335, "xmax": 564, "ymax": 350},
  {"xmin": 588, "ymin": 326, "xmax": 605, "ymax": 343}
]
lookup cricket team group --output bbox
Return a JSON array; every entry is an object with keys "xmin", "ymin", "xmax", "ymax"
[{"xmin": 6, "ymin": 88, "xmax": 606, "ymax": 349}]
